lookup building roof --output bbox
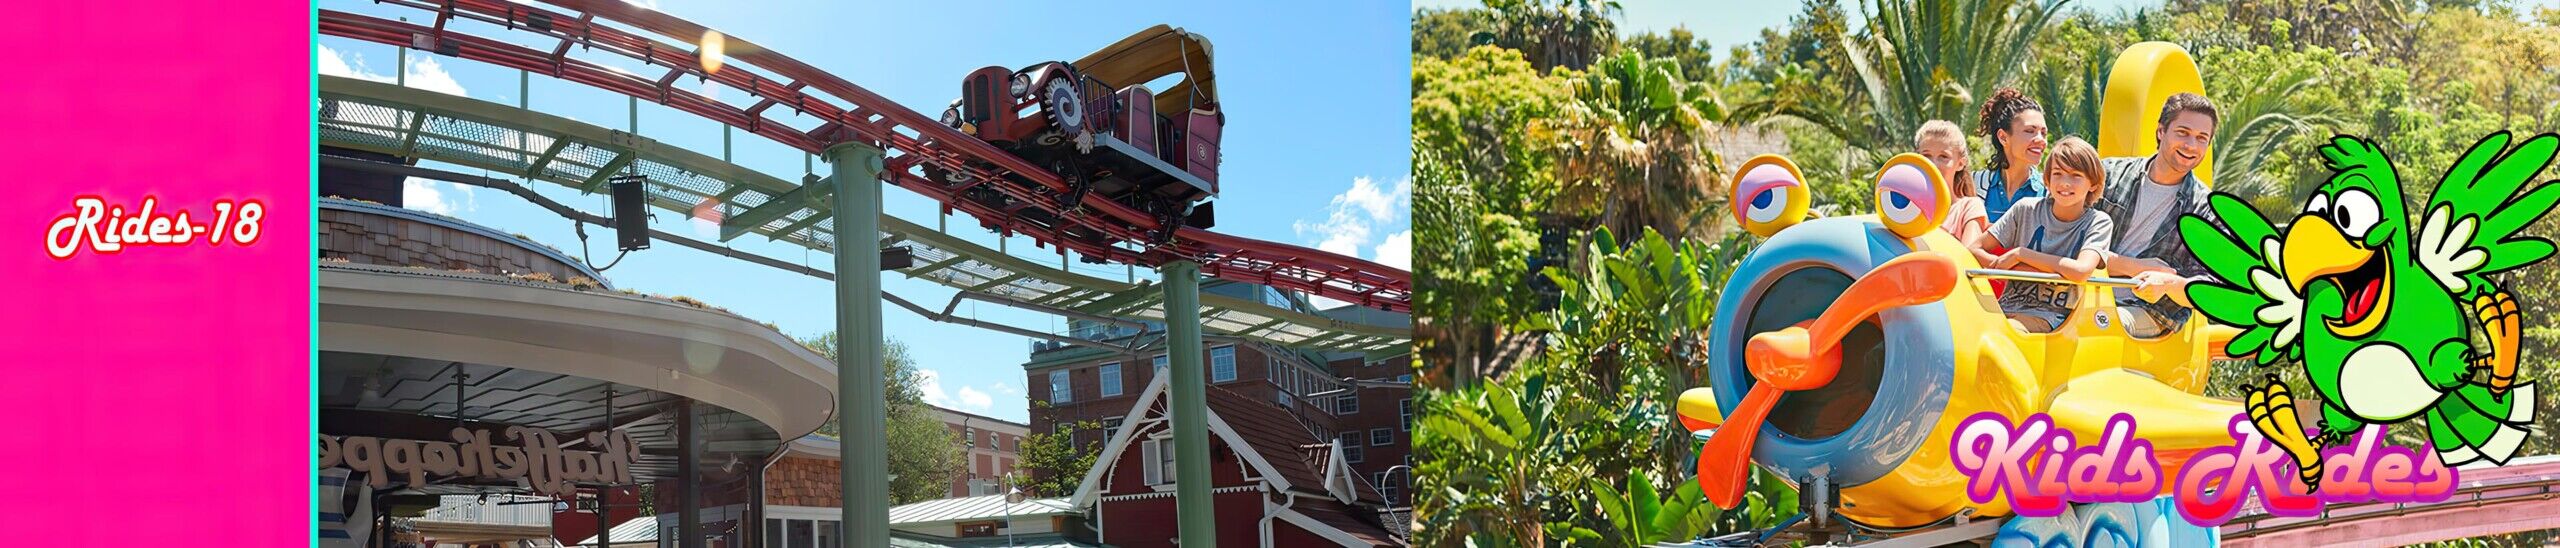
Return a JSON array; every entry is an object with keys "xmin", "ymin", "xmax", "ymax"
[
  {"xmin": 888, "ymin": 534, "xmax": 1096, "ymax": 548},
  {"xmin": 1292, "ymin": 502, "xmax": 1405, "ymax": 547},
  {"xmin": 888, "ymin": 494, "xmax": 1076, "ymax": 526},
  {"xmin": 1065, "ymin": 374, "xmax": 1404, "ymax": 546},
  {"xmin": 1201, "ymin": 386, "xmax": 1335, "ymax": 493},
  {"xmin": 571, "ymin": 516, "xmax": 661, "ymax": 546},
  {"xmin": 933, "ymin": 406, "xmax": 1030, "ymax": 430}
]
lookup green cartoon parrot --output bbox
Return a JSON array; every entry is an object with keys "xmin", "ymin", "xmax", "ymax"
[{"xmin": 2180, "ymin": 132, "xmax": 2560, "ymax": 491}]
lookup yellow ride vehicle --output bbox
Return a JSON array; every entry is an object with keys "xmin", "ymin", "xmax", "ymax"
[{"xmin": 1677, "ymin": 42, "xmax": 2249, "ymax": 538}]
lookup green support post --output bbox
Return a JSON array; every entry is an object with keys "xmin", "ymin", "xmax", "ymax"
[
  {"xmin": 829, "ymin": 141, "xmax": 891, "ymax": 546},
  {"xmin": 1162, "ymin": 260, "xmax": 1217, "ymax": 546}
]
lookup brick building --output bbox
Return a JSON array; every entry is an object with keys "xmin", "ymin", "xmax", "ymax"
[
  {"xmin": 934, "ymin": 406, "xmax": 1029, "ymax": 497},
  {"xmin": 1025, "ymin": 281, "xmax": 1415, "ymax": 507}
]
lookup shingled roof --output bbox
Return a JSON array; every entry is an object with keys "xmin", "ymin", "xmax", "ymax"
[{"xmin": 1067, "ymin": 374, "xmax": 1404, "ymax": 546}]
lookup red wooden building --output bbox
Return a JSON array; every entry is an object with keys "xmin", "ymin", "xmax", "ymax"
[{"xmin": 1064, "ymin": 373, "xmax": 1405, "ymax": 547}]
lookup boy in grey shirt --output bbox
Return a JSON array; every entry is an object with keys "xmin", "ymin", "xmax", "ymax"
[{"xmin": 1968, "ymin": 137, "xmax": 2114, "ymax": 332}]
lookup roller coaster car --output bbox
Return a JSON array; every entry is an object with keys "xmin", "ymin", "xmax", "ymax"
[
  {"xmin": 932, "ymin": 24, "xmax": 1221, "ymax": 243},
  {"xmin": 1675, "ymin": 43, "xmax": 2248, "ymax": 538}
]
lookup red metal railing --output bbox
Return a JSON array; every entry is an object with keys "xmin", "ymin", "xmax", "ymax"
[{"xmin": 318, "ymin": 0, "xmax": 1410, "ymax": 312}]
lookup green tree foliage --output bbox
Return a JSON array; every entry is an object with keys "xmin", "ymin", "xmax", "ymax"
[
  {"xmin": 1011, "ymin": 405, "xmax": 1100, "ymax": 498},
  {"xmin": 1617, "ymin": 27, "xmax": 1718, "ymax": 85},
  {"xmin": 1412, "ymin": 7, "xmax": 1497, "ymax": 61},
  {"xmin": 1413, "ymin": 47, "xmax": 1572, "ymax": 384},
  {"xmin": 1413, "ymin": 2, "xmax": 2560, "ymax": 544},
  {"xmin": 800, "ymin": 334, "xmax": 964, "ymax": 505},
  {"xmin": 1780, "ymin": 0, "xmax": 2068, "ymax": 155},
  {"xmin": 1415, "ymin": 228, "xmax": 1779, "ymax": 547},
  {"xmin": 1482, "ymin": 0, "xmax": 1622, "ymax": 72},
  {"xmin": 1553, "ymin": 49, "xmax": 1730, "ymax": 242}
]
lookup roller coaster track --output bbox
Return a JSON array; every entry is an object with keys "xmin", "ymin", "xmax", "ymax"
[
  {"xmin": 316, "ymin": 0, "xmax": 1409, "ymax": 312},
  {"xmin": 2220, "ymin": 455, "xmax": 2560, "ymax": 546},
  {"xmin": 317, "ymin": 75, "xmax": 1408, "ymax": 356}
]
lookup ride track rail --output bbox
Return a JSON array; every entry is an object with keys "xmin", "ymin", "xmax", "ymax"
[
  {"xmin": 2218, "ymin": 455, "xmax": 2560, "ymax": 546},
  {"xmin": 315, "ymin": 75, "xmax": 1409, "ymax": 356},
  {"xmin": 317, "ymin": 0, "xmax": 1410, "ymax": 312}
]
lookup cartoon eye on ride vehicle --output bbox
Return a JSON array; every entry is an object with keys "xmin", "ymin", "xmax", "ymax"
[
  {"xmin": 928, "ymin": 25, "xmax": 1222, "ymax": 244},
  {"xmin": 1673, "ymin": 42, "xmax": 2249, "ymax": 543}
]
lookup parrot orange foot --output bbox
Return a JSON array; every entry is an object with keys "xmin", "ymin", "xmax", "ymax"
[
  {"xmin": 2245, "ymin": 377, "xmax": 2324, "ymax": 494},
  {"xmin": 2474, "ymin": 291, "xmax": 2522, "ymax": 395}
]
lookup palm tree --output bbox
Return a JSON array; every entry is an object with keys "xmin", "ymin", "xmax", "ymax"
[
  {"xmin": 2208, "ymin": 61, "xmax": 2336, "ymax": 210},
  {"xmin": 1552, "ymin": 49, "xmax": 1730, "ymax": 242},
  {"xmin": 1735, "ymin": 0, "xmax": 2070, "ymax": 157},
  {"xmin": 1484, "ymin": 0, "xmax": 1623, "ymax": 72}
]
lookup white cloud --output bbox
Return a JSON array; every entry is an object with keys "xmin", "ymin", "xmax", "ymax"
[
  {"xmin": 1374, "ymin": 230, "xmax": 1411, "ymax": 270},
  {"xmin": 1294, "ymin": 176, "xmax": 1411, "ymax": 257},
  {"xmin": 990, "ymin": 381, "xmax": 1021, "ymax": 396},
  {"xmin": 1294, "ymin": 176, "xmax": 1412, "ymax": 310},
  {"xmin": 916, "ymin": 369, "xmax": 954, "ymax": 407},
  {"xmin": 915, "ymin": 369, "xmax": 997, "ymax": 411},
  {"xmin": 403, "ymin": 177, "xmax": 476, "ymax": 215},
  {"xmin": 404, "ymin": 57, "xmax": 468, "ymax": 97},
  {"xmin": 954, "ymin": 386, "xmax": 994, "ymax": 410},
  {"xmin": 316, "ymin": 44, "xmax": 467, "ymax": 97}
]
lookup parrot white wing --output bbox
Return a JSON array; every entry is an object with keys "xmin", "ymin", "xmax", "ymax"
[
  {"xmin": 2417, "ymin": 204, "xmax": 2490, "ymax": 295},
  {"xmin": 2251, "ymin": 237, "xmax": 2306, "ymax": 349}
]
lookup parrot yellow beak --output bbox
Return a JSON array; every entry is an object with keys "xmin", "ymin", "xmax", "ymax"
[
  {"xmin": 2282, "ymin": 214, "xmax": 2390, "ymax": 337},
  {"xmin": 1676, "ymin": 387, "xmax": 1723, "ymax": 433}
]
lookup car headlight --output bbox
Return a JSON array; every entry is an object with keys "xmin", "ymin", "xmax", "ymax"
[{"xmin": 1010, "ymin": 74, "xmax": 1031, "ymax": 98}]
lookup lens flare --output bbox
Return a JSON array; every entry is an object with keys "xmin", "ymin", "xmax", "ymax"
[{"xmin": 699, "ymin": 30, "xmax": 726, "ymax": 75}]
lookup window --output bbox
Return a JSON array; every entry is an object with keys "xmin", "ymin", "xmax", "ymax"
[
  {"xmin": 1152, "ymin": 355, "xmax": 1169, "ymax": 372},
  {"xmin": 1377, "ymin": 472, "xmax": 1401, "ymax": 502},
  {"xmin": 1210, "ymin": 346, "xmax": 1236, "ymax": 382},
  {"xmin": 1400, "ymin": 399, "xmax": 1412, "ymax": 431},
  {"xmin": 1336, "ymin": 394, "xmax": 1359, "ymax": 415},
  {"xmin": 1103, "ymin": 417, "xmax": 1123, "ymax": 433},
  {"xmin": 1099, "ymin": 362, "xmax": 1123, "ymax": 397},
  {"xmin": 964, "ymin": 427, "xmax": 978, "ymax": 449},
  {"xmin": 1262, "ymin": 286, "xmax": 1293, "ymax": 309},
  {"xmin": 1049, "ymin": 369, "xmax": 1071, "ymax": 403},
  {"xmin": 1396, "ymin": 374, "xmax": 1411, "ymax": 383},
  {"xmin": 1371, "ymin": 428, "xmax": 1393, "ymax": 446},
  {"xmin": 1143, "ymin": 438, "xmax": 1176, "ymax": 485},
  {"xmin": 766, "ymin": 519, "xmax": 839, "ymax": 548}
]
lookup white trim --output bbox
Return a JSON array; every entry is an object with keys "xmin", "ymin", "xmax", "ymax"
[
  {"xmin": 1069, "ymin": 374, "xmax": 1175, "ymax": 507},
  {"xmin": 1323, "ymin": 443, "xmax": 1356, "ymax": 504},
  {"xmin": 1097, "ymin": 484, "xmax": 1263, "ymax": 502},
  {"xmin": 1273, "ymin": 507, "xmax": 1373, "ymax": 547},
  {"xmin": 1142, "ymin": 439, "xmax": 1163, "ymax": 487},
  {"xmin": 761, "ymin": 504, "xmax": 842, "ymax": 521},
  {"xmin": 1067, "ymin": 371, "xmax": 1303, "ymax": 508}
]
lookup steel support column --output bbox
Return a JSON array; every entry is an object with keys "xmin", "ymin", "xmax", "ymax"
[
  {"xmin": 678, "ymin": 398, "xmax": 701, "ymax": 548},
  {"xmin": 828, "ymin": 140, "xmax": 891, "ymax": 547},
  {"xmin": 1161, "ymin": 260, "xmax": 1216, "ymax": 546}
]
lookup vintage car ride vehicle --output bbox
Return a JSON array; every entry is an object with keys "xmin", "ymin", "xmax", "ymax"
[{"xmin": 932, "ymin": 25, "xmax": 1221, "ymax": 246}]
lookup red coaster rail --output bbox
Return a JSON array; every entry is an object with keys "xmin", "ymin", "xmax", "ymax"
[{"xmin": 317, "ymin": 0, "xmax": 1410, "ymax": 312}]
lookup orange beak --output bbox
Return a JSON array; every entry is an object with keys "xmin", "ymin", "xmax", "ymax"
[{"xmin": 1698, "ymin": 253, "xmax": 1959, "ymax": 508}]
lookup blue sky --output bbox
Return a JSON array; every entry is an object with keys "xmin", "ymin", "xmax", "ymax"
[{"xmin": 317, "ymin": 0, "xmax": 1413, "ymax": 423}]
